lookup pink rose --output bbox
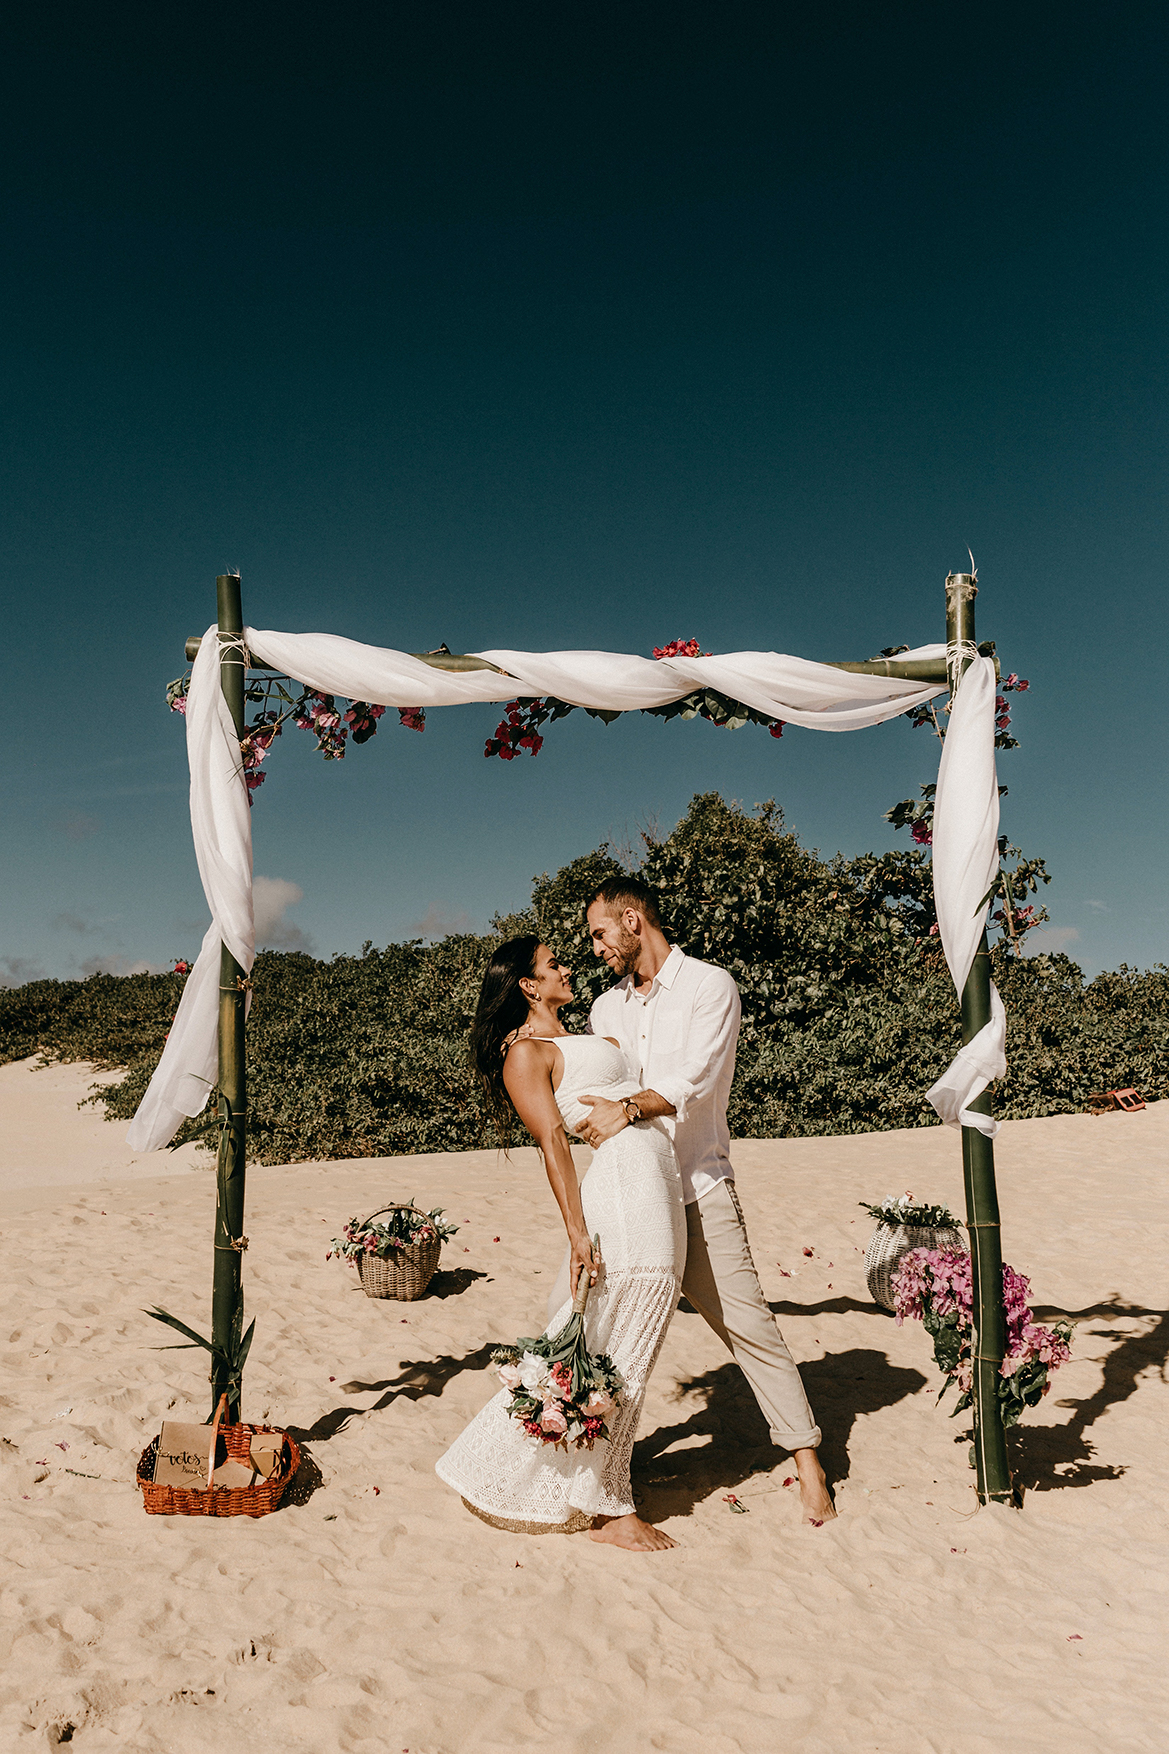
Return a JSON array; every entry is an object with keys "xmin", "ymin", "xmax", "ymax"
[
  {"xmin": 497, "ymin": 1363, "xmax": 521, "ymax": 1391},
  {"xmin": 584, "ymin": 1389, "xmax": 613, "ymax": 1418},
  {"xmin": 539, "ymin": 1405, "xmax": 568, "ymax": 1438}
]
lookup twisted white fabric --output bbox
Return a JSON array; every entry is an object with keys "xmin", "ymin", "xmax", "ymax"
[
  {"xmin": 925, "ymin": 656, "xmax": 1006, "ymax": 1136},
  {"xmin": 126, "ymin": 630, "xmax": 1000, "ymax": 1153}
]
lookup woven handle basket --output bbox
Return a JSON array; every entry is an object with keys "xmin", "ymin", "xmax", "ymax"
[
  {"xmin": 137, "ymin": 1421, "xmax": 300, "ymax": 1518},
  {"xmin": 864, "ymin": 1222, "xmax": 965, "ymax": 1311},
  {"xmin": 354, "ymin": 1203, "xmax": 443, "ymax": 1301}
]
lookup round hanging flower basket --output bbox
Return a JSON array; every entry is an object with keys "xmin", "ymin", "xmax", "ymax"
[
  {"xmin": 330, "ymin": 1203, "xmax": 459, "ymax": 1302},
  {"xmin": 860, "ymin": 1197, "xmax": 963, "ymax": 1311}
]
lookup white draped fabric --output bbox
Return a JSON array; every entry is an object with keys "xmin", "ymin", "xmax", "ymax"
[
  {"xmin": 924, "ymin": 658, "xmax": 1006, "ymax": 1136},
  {"xmin": 126, "ymin": 631, "xmax": 1002, "ymax": 1153}
]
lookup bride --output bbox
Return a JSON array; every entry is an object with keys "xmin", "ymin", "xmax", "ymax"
[{"xmin": 435, "ymin": 936, "xmax": 686, "ymax": 1552}]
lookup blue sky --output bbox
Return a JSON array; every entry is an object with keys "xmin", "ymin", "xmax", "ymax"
[{"xmin": 2, "ymin": 3, "xmax": 1166, "ymax": 983}]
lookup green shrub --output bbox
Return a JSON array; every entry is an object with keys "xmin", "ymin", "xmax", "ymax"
[{"xmin": 3, "ymin": 793, "xmax": 1164, "ymax": 1161}]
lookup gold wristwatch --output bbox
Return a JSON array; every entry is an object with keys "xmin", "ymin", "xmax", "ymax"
[{"xmin": 621, "ymin": 1096, "xmax": 642, "ymax": 1124}]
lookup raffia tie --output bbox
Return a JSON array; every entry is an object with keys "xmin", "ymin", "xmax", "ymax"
[
  {"xmin": 215, "ymin": 632, "xmax": 253, "ymax": 668},
  {"xmin": 946, "ymin": 639, "xmax": 981, "ymax": 695}
]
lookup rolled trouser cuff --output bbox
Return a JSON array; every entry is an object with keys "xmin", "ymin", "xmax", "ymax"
[{"xmin": 769, "ymin": 1424, "xmax": 822, "ymax": 1453}]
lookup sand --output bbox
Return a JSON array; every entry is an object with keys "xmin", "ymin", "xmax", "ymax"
[{"xmin": 1, "ymin": 1060, "xmax": 1166, "ymax": 1753}]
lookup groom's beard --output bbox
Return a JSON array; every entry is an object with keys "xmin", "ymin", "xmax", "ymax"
[{"xmin": 610, "ymin": 925, "xmax": 642, "ymax": 980}]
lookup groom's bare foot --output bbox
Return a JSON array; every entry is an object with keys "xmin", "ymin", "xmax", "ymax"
[
  {"xmin": 589, "ymin": 1513, "xmax": 676, "ymax": 1551},
  {"xmin": 793, "ymin": 1447, "xmax": 837, "ymax": 1525}
]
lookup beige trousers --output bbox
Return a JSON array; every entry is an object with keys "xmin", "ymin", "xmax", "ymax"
[
  {"xmin": 546, "ymin": 1176, "xmax": 822, "ymax": 1454},
  {"xmin": 682, "ymin": 1179, "xmax": 822, "ymax": 1453}
]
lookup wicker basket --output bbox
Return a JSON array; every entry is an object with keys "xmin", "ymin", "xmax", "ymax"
[
  {"xmin": 864, "ymin": 1222, "xmax": 965, "ymax": 1311},
  {"xmin": 137, "ymin": 1421, "xmax": 300, "ymax": 1518},
  {"xmin": 354, "ymin": 1203, "xmax": 442, "ymax": 1301}
]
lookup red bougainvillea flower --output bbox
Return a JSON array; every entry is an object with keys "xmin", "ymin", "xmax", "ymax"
[
  {"xmin": 485, "ymin": 700, "xmax": 551, "ymax": 759},
  {"xmin": 652, "ymin": 637, "xmax": 710, "ymax": 659}
]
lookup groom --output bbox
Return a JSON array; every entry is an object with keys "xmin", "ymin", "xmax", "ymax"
[{"xmin": 577, "ymin": 877, "xmax": 836, "ymax": 1525}]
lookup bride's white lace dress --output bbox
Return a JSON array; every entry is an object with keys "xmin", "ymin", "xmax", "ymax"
[{"xmin": 435, "ymin": 1035, "xmax": 686, "ymax": 1530}]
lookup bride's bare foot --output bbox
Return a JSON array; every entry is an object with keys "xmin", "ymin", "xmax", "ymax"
[
  {"xmin": 589, "ymin": 1512, "xmax": 676, "ymax": 1551},
  {"xmin": 793, "ymin": 1447, "xmax": 837, "ymax": 1525}
]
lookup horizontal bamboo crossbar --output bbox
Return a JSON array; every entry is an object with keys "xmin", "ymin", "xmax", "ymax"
[{"xmin": 184, "ymin": 636, "xmax": 982, "ymax": 685}]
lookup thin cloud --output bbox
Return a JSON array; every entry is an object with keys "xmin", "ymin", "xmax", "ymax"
[
  {"xmin": 53, "ymin": 912, "xmax": 96, "ymax": 935},
  {"xmin": 409, "ymin": 903, "xmax": 475, "ymax": 940},
  {"xmin": 59, "ymin": 812, "xmax": 101, "ymax": 841},
  {"xmin": 0, "ymin": 955, "xmax": 48, "ymax": 988},
  {"xmin": 1022, "ymin": 926, "xmax": 1081, "ymax": 957},
  {"xmin": 77, "ymin": 954, "xmax": 158, "ymax": 977},
  {"xmin": 254, "ymin": 875, "xmax": 314, "ymax": 953}
]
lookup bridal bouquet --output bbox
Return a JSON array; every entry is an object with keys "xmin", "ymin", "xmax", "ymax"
[{"xmin": 491, "ymin": 1236, "xmax": 624, "ymax": 1451}]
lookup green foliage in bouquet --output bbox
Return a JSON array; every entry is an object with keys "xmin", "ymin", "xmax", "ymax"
[{"xmin": 491, "ymin": 1240, "xmax": 624, "ymax": 1451}]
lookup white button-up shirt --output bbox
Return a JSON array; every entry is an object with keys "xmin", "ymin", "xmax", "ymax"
[{"xmin": 588, "ymin": 945, "xmax": 741, "ymax": 1205}]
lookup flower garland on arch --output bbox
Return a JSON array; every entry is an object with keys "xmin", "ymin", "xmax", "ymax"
[
  {"xmin": 166, "ymin": 635, "xmax": 788, "ymax": 794},
  {"xmin": 167, "ymin": 670, "xmax": 426, "ymax": 804},
  {"xmin": 482, "ymin": 636, "xmax": 787, "ymax": 760}
]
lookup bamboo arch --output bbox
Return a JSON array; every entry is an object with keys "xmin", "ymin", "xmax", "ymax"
[{"xmin": 138, "ymin": 570, "xmax": 1014, "ymax": 1505}]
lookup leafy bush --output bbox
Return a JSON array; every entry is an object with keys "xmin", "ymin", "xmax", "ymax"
[{"xmin": 2, "ymin": 793, "xmax": 1164, "ymax": 1162}]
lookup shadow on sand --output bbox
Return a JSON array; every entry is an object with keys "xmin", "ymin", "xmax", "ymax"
[
  {"xmin": 287, "ymin": 1343, "xmax": 497, "ymax": 1446},
  {"xmin": 285, "ymin": 1294, "xmax": 1166, "ymax": 1512},
  {"xmin": 1010, "ymin": 1296, "xmax": 1168, "ymax": 1491},
  {"xmin": 632, "ymin": 1348, "xmax": 928, "ymax": 1522}
]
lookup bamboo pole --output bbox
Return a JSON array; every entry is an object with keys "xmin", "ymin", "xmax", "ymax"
[
  {"xmin": 945, "ymin": 571, "xmax": 1013, "ymax": 1505},
  {"xmin": 211, "ymin": 573, "xmax": 249, "ymax": 1422},
  {"xmin": 183, "ymin": 634, "xmax": 990, "ymax": 685}
]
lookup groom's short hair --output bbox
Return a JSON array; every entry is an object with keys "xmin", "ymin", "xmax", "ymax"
[{"xmin": 589, "ymin": 878, "xmax": 662, "ymax": 930}]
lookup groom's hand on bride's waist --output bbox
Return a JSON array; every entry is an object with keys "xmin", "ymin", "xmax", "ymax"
[
  {"xmin": 578, "ymin": 1090, "xmax": 675, "ymax": 1147},
  {"xmin": 577, "ymin": 1095, "xmax": 627, "ymax": 1145}
]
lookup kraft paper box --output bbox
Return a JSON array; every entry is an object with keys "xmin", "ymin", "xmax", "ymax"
[
  {"xmin": 247, "ymin": 1434, "xmax": 283, "ymax": 1479},
  {"xmin": 152, "ymin": 1421, "xmax": 223, "ymax": 1488},
  {"xmin": 211, "ymin": 1459, "xmax": 263, "ymax": 1489},
  {"xmin": 211, "ymin": 1438, "xmax": 284, "ymax": 1490}
]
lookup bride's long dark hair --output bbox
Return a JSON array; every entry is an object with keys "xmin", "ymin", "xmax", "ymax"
[{"xmin": 470, "ymin": 935, "xmax": 541, "ymax": 1143}]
